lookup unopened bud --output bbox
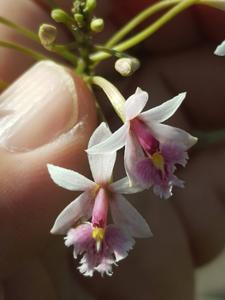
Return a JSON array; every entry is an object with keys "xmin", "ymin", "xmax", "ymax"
[
  {"xmin": 90, "ymin": 18, "xmax": 104, "ymax": 33},
  {"xmin": 38, "ymin": 24, "xmax": 57, "ymax": 49},
  {"xmin": 84, "ymin": 0, "xmax": 96, "ymax": 12},
  {"xmin": 74, "ymin": 13, "xmax": 84, "ymax": 28},
  {"xmin": 51, "ymin": 9, "xmax": 71, "ymax": 24},
  {"xmin": 115, "ymin": 58, "xmax": 140, "ymax": 77}
]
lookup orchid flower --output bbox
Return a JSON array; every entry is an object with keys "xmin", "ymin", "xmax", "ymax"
[
  {"xmin": 87, "ymin": 89, "xmax": 197, "ymax": 199},
  {"xmin": 47, "ymin": 122, "xmax": 152, "ymax": 276},
  {"xmin": 214, "ymin": 40, "xmax": 225, "ymax": 56}
]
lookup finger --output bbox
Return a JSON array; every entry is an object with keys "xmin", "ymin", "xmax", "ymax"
[
  {"xmin": 0, "ymin": 0, "xmax": 51, "ymax": 82},
  {"xmin": 3, "ymin": 259, "xmax": 56, "ymax": 300},
  {"xmin": 173, "ymin": 147, "xmax": 225, "ymax": 266},
  {"xmin": 0, "ymin": 61, "xmax": 96, "ymax": 277}
]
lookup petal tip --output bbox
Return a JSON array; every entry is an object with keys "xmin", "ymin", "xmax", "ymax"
[
  {"xmin": 50, "ymin": 225, "xmax": 57, "ymax": 235},
  {"xmin": 214, "ymin": 42, "xmax": 225, "ymax": 56},
  {"xmin": 180, "ymin": 91, "xmax": 187, "ymax": 98},
  {"xmin": 50, "ymin": 225, "xmax": 64, "ymax": 235}
]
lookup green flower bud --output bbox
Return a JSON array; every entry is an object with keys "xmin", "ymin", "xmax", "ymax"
[
  {"xmin": 51, "ymin": 9, "xmax": 71, "ymax": 24},
  {"xmin": 90, "ymin": 18, "xmax": 104, "ymax": 33},
  {"xmin": 84, "ymin": 0, "xmax": 96, "ymax": 12},
  {"xmin": 74, "ymin": 13, "xmax": 85, "ymax": 28},
  {"xmin": 115, "ymin": 58, "xmax": 140, "ymax": 77},
  {"xmin": 38, "ymin": 24, "xmax": 57, "ymax": 49}
]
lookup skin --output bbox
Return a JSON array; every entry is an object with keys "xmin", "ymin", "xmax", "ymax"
[{"xmin": 0, "ymin": 0, "xmax": 225, "ymax": 299}]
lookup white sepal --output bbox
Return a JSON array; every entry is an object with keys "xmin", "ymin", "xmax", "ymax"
[
  {"xmin": 110, "ymin": 194, "xmax": 152, "ymax": 238},
  {"xmin": 50, "ymin": 191, "xmax": 94, "ymax": 234},
  {"xmin": 141, "ymin": 92, "xmax": 186, "ymax": 124},
  {"xmin": 124, "ymin": 87, "xmax": 148, "ymax": 121},
  {"xmin": 87, "ymin": 123, "xmax": 128, "ymax": 154},
  {"xmin": 88, "ymin": 122, "xmax": 116, "ymax": 184},
  {"xmin": 110, "ymin": 177, "xmax": 144, "ymax": 194},
  {"xmin": 214, "ymin": 40, "xmax": 225, "ymax": 56},
  {"xmin": 150, "ymin": 123, "xmax": 198, "ymax": 150},
  {"xmin": 47, "ymin": 164, "xmax": 95, "ymax": 191}
]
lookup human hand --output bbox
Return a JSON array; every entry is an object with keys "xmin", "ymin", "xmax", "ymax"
[{"xmin": 0, "ymin": 1, "xmax": 225, "ymax": 300}]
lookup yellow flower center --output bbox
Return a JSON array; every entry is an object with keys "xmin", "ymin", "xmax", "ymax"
[
  {"xmin": 152, "ymin": 152, "xmax": 165, "ymax": 170},
  {"xmin": 92, "ymin": 227, "xmax": 105, "ymax": 241}
]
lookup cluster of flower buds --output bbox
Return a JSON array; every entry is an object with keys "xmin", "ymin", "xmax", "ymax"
[{"xmin": 48, "ymin": 87, "xmax": 197, "ymax": 276}]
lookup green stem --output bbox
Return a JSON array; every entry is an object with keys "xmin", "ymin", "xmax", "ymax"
[
  {"xmin": 196, "ymin": 129, "xmax": 225, "ymax": 145},
  {"xmin": 0, "ymin": 16, "xmax": 39, "ymax": 43},
  {"xmin": 0, "ymin": 40, "xmax": 48, "ymax": 61},
  {"xmin": 90, "ymin": 0, "xmax": 197, "ymax": 62},
  {"xmin": 52, "ymin": 45, "xmax": 78, "ymax": 65},
  {"xmin": 92, "ymin": 76, "xmax": 126, "ymax": 122},
  {"xmin": 106, "ymin": 0, "xmax": 180, "ymax": 48}
]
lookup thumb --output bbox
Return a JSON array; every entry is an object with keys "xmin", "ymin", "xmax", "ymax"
[{"xmin": 0, "ymin": 61, "xmax": 96, "ymax": 277}]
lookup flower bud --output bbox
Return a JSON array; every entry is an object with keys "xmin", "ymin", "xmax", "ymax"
[
  {"xmin": 90, "ymin": 18, "xmax": 104, "ymax": 33},
  {"xmin": 115, "ymin": 57, "xmax": 140, "ymax": 77},
  {"xmin": 38, "ymin": 24, "xmax": 57, "ymax": 49},
  {"xmin": 84, "ymin": 0, "xmax": 96, "ymax": 12},
  {"xmin": 51, "ymin": 9, "xmax": 71, "ymax": 24},
  {"xmin": 74, "ymin": 13, "xmax": 84, "ymax": 28}
]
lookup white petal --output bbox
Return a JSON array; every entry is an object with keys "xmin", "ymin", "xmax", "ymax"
[
  {"xmin": 87, "ymin": 123, "xmax": 128, "ymax": 154},
  {"xmin": 124, "ymin": 131, "xmax": 145, "ymax": 184},
  {"xmin": 151, "ymin": 123, "xmax": 198, "ymax": 150},
  {"xmin": 110, "ymin": 194, "xmax": 152, "ymax": 238},
  {"xmin": 141, "ymin": 92, "xmax": 186, "ymax": 123},
  {"xmin": 47, "ymin": 164, "xmax": 95, "ymax": 191},
  {"xmin": 124, "ymin": 87, "xmax": 148, "ymax": 120},
  {"xmin": 50, "ymin": 191, "xmax": 94, "ymax": 234},
  {"xmin": 88, "ymin": 123, "xmax": 117, "ymax": 183},
  {"xmin": 214, "ymin": 40, "xmax": 225, "ymax": 56},
  {"xmin": 110, "ymin": 177, "xmax": 144, "ymax": 194}
]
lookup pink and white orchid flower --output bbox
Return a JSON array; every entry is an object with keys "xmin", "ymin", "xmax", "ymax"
[
  {"xmin": 47, "ymin": 122, "xmax": 151, "ymax": 276},
  {"xmin": 87, "ymin": 89, "xmax": 197, "ymax": 199}
]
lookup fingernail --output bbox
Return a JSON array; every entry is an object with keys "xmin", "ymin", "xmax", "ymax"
[{"xmin": 0, "ymin": 61, "xmax": 78, "ymax": 151}]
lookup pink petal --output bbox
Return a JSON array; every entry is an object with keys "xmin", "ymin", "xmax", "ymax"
[
  {"xmin": 141, "ymin": 92, "xmax": 186, "ymax": 123},
  {"xmin": 124, "ymin": 87, "xmax": 148, "ymax": 121},
  {"xmin": 64, "ymin": 223, "xmax": 92, "ymax": 257},
  {"xmin": 50, "ymin": 191, "xmax": 94, "ymax": 234},
  {"xmin": 161, "ymin": 143, "xmax": 188, "ymax": 167},
  {"xmin": 135, "ymin": 158, "xmax": 156, "ymax": 189},
  {"xmin": 106, "ymin": 225, "xmax": 135, "ymax": 262},
  {"xmin": 88, "ymin": 122, "xmax": 116, "ymax": 184},
  {"xmin": 110, "ymin": 194, "xmax": 152, "ymax": 238}
]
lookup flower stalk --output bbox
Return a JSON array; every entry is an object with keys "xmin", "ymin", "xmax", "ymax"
[
  {"xmin": 90, "ymin": 0, "xmax": 198, "ymax": 63},
  {"xmin": 92, "ymin": 76, "xmax": 126, "ymax": 122},
  {"xmin": 105, "ymin": 0, "xmax": 181, "ymax": 48},
  {"xmin": 0, "ymin": 40, "xmax": 48, "ymax": 61},
  {"xmin": 0, "ymin": 16, "xmax": 39, "ymax": 43}
]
